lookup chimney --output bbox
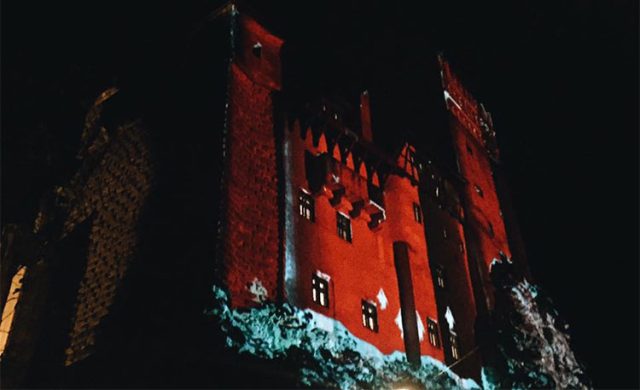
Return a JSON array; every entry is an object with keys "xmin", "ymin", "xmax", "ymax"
[{"xmin": 360, "ymin": 90, "xmax": 373, "ymax": 143}]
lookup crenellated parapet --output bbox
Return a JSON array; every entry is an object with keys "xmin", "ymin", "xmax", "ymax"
[{"xmin": 297, "ymin": 120, "xmax": 387, "ymax": 231}]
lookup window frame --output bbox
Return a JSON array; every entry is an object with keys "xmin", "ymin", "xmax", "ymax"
[
  {"xmin": 252, "ymin": 42, "xmax": 262, "ymax": 58},
  {"xmin": 337, "ymin": 212, "xmax": 352, "ymax": 243},
  {"xmin": 361, "ymin": 300, "xmax": 379, "ymax": 332},
  {"xmin": 449, "ymin": 331, "xmax": 460, "ymax": 360},
  {"xmin": 434, "ymin": 264, "xmax": 446, "ymax": 289},
  {"xmin": 311, "ymin": 274, "xmax": 330, "ymax": 308},
  {"xmin": 427, "ymin": 318, "xmax": 441, "ymax": 348},
  {"xmin": 474, "ymin": 184, "xmax": 484, "ymax": 198},
  {"xmin": 413, "ymin": 202, "xmax": 423, "ymax": 224},
  {"xmin": 298, "ymin": 189, "xmax": 315, "ymax": 222}
]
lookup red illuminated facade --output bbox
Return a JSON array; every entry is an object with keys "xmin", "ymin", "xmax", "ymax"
[{"xmin": 217, "ymin": 4, "xmax": 526, "ymax": 380}]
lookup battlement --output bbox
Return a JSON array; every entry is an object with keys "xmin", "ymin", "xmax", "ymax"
[{"xmin": 301, "ymin": 128, "xmax": 386, "ymax": 229}]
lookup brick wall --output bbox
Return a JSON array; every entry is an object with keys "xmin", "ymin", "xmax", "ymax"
[
  {"xmin": 221, "ymin": 12, "xmax": 283, "ymax": 307},
  {"xmin": 62, "ymin": 119, "xmax": 153, "ymax": 365}
]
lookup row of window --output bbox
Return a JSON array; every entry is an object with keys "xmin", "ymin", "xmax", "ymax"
[
  {"xmin": 298, "ymin": 190, "xmax": 423, "ymax": 243},
  {"xmin": 310, "ymin": 274, "xmax": 459, "ymax": 357}
]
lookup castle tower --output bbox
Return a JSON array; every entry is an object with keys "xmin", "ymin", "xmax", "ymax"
[
  {"xmin": 438, "ymin": 55, "xmax": 511, "ymax": 314},
  {"xmin": 218, "ymin": 4, "xmax": 284, "ymax": 307}
]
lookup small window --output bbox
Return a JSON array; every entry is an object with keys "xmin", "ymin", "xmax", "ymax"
[
  {"xmin": 442, "ymin": 228, "xmax": 448, "ymax": 239},
  {"xmin": 407, "ymin": 149, "xmax": 416, "ymax": 165},
  {"xmin": 488, "ymin": 222, "xmax": 495, "ymax": 237},
  {"xmin": 337, "ymin": 212, "xmax": 352, "ymax": 242},
  {"xmin": 474, "ymin": 184, "xmax": 484, "ymax": 198},
  {"xmin": 361, "ymin": 300, "xmax": 378, "ymax": 332},
  {"xmin": 435, "ymin": 186, "xmax": 440, "ymax": 198},
  {"xmin": 466, "ymin": 143, "xmax": 473, "ymax": 155},
  {"xmin": 427, "ymin": 318, "xmax": 440, "ymax": 348},
  {"xmin": 298, "ymin": 190, "xmax": 315, "ymax": 221},
  {"xmin": 434, "ymin": 265, "xmax": 446, "ymax": 289},
  {"xmin": 449, "ymin": 331, "xmax": 460, "ymax": 360},
  {"xmin": 312, "ymin": 274, "xmax": 329, "ymax": 308},
  {"xmin": 413, "ymin": 203, "xmax": 422, "ymax": 224},
  {"xmin": 459, "ymin": 242, "xmax": 465, "ymax": 253},
  {"xmin": 252, "ymin": 42, "xmax": 262, "ymax": 58}
]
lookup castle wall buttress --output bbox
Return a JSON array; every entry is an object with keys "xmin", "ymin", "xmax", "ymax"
[
  {"xmin": 384, "ymin": 164, "xmax": 443, "ymax": 363},
  {"xmin": 420, "ymin": 169, "xmax": 480, "ymax": 377},
  {"xmin": 221, "ymin": 12, "xmax": 284, "ymax": 308}
]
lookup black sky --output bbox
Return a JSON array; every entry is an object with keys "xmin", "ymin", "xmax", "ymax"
[{"xmin": 2, "ymin": 1, "xmax": 638, "ymax": 387}]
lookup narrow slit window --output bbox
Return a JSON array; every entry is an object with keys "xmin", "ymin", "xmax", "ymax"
[
  {"xmin": 488, "ymin": 222, "xmax": 495, "ymax": 237},
  {"xmin": 474, "ymin": 184, "xmax": 484, "ymax": 198},
  {"xmin": 427, "ymin": 318, "xmax": 440, "ymax": 348},
  {"xmin": 413, "ymin": 203, "xmax": 422, "ymax": 224},
  {"xmin": 337, "ymin": 212, "xmax": 352, "ymax": 242},
  {"xmin": 449, "ymin": 331, "xmax": 460, "ymax": 360},
  {"xmin": 407, "ymin": 149, "xmax": 416, "ymax": 166},
  {"xmin": 252, "ymin": 42, "xmax": 262, "ymax": 58},
  {"xmin": 311, "ymin": 274, "xmax": 330, "ymax": 308},
  {"xmin": 298, "ymin": 189, "xmax": 315, "ymax": 221},
  {"xmin": 361, "ymin": 300, "xmax": 378, "ymax": 332},
  {"xmin": 435, "ymin": 265, "xmax": 446, "ymax": 289}
]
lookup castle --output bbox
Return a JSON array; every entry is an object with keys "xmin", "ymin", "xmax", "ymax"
[
  {"xmin": 217, "ymin": 3, "xmax": 528, "ymax": 381},
  {"xmin": 0, "ymin": 2, "xmax": 529, "ymax": 386}
]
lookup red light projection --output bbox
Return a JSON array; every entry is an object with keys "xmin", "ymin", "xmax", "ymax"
[{"xmin": 218, "ymin": 9, "xmax": 523, "ymax": 382}]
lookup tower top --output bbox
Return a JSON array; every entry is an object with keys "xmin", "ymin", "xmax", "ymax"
[
  {"xmin": 438, "ymin": 54, "xmax": 499, "ymax": 160},
  {"xmin": 211, "ymin": 0, "xmax": 284, "ymax": 91}
]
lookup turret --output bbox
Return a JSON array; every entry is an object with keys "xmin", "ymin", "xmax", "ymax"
[{"xmin": 219, "ymin": 5, "xmax": 285, "ymax": 307}]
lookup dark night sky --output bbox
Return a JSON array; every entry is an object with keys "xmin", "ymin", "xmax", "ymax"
[{"xmin": 2, "ymin": 1, "xmax": 638, "ymax": 387}]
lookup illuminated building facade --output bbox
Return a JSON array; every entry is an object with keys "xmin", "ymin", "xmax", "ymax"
[{"xmin": 217, "ymin": 4, "xmax": 528, "ymax": 380}]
